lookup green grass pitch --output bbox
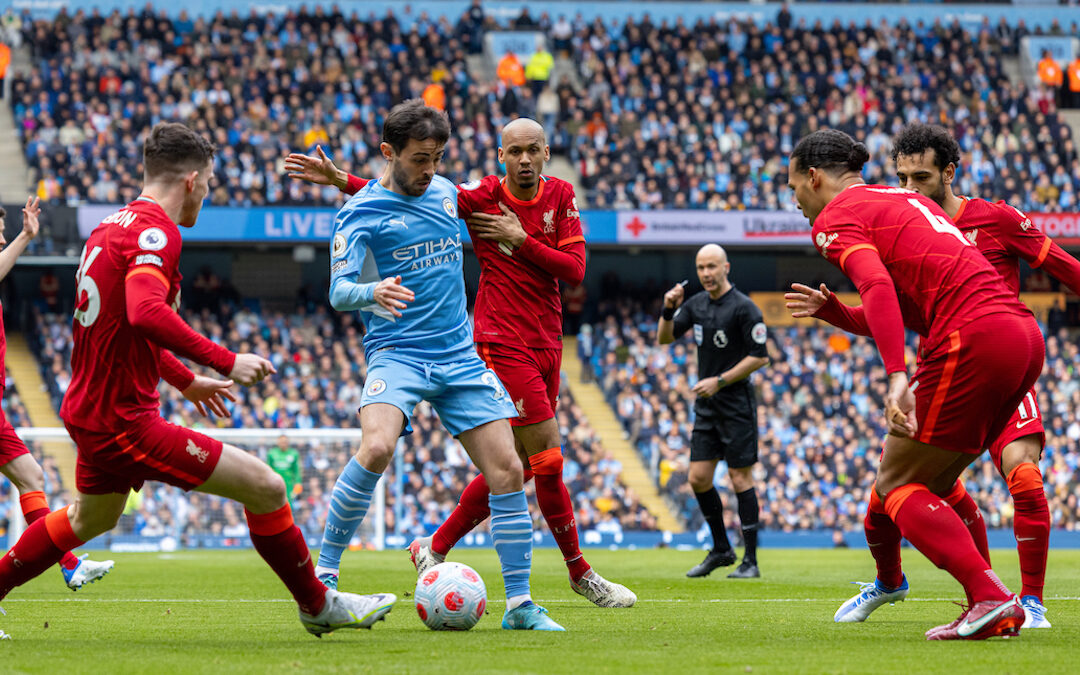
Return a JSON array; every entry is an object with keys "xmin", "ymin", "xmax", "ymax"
[{"xmin": 1, "ymin": 547, "xmax": 1077, "ymax": 674}]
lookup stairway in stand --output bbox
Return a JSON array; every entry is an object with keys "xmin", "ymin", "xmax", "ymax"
[{"xmin": 561, "ymin": 336, "xmax": 683, "ymax": 533}]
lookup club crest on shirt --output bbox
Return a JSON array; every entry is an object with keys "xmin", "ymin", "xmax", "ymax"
[
  {"xmin": 443, "ymin": 197, "xmax": 457, "ymax": 217},
  {"xmin": 713, "ymin": 330, "xmax": 728, "ymax": 348},
  {"xmin": 964, "ymin": 230, "xmax": 978, "ymax": 245},
  {"xmin": 366, "ymin": 379, "xmax": 387, "ymax": 396},
  {"xmin": 543, "ymin": 209, "xmax": 556, "ymax": 234},
  {"xmin": 138, "ymin": 227, "xmax": 168, "ymax": 251}
]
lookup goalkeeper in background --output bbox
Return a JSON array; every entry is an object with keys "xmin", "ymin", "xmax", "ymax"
[{"xmin": 268, "ymin": 435, "xmax": 302, "ymax": 507}]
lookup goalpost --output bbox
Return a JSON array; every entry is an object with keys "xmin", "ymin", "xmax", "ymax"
[{"xmin": 8, "ymin": 427, "xmax": 390, "ymax": 551}]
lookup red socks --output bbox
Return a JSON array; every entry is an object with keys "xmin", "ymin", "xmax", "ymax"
[
  {"xmin": 20, "ymin": 491, "xmax": 81, "ymax": 570},
  {"xmin": 885, "ymin": 484, "xmax": 1011, "ymax": 604},
  {"xmin": 864, "ymin": 487, "xmax": 904, "ymax": 590},
  {"xmin": 530, "ymin": 448, "xmax": 591, "ymax": 581},
  {"xmin": 1006, "ymin": 463, "xmax": 1049, "ymax": 601},
  {"xmin": 942, "ymin": 481, "xmax": 991, "ymax": 567},
  {"xmin": 434, "ymin": 447, "xmax": 591, "ymax": 581},
  {"xmin": 245, "ymin": 504, "xmax": 327, "ymax": 616},
  {"xmin": 0, "ymin": 506, "xmax": 83, "ymax": 600}
]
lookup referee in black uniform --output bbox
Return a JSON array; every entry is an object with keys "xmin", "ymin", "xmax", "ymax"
[{"xmin": 658, "ymin": 244, "xmax": 769, "ymax": 578}]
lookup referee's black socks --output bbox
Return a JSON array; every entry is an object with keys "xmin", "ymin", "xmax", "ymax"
[
  {"xmin": 694, "ymin": 487, "xmax": 732, "ymax": 552},
  {"xmin": 736, "ymin": 488, "xmax": 759, "ymax": 563}
]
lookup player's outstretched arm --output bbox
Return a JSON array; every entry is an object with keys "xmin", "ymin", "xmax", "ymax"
[
  {"xmin": 158, "ymin": 350, "xmax": 239, "ymax": 417},
  {"xmin": 0, "ymin": 196, "xmax": 40, "ymax": 283},
  {"xmin": 1037, "ymin": 240, "xmax": 1080, "ymax": 298},
  {"xmin": 785, "ymin": 282, "xmax": 871, "ymax": 336},
  {"xmin": 284, "ymin": 145, "xmax": 367, "ymax": 195}
]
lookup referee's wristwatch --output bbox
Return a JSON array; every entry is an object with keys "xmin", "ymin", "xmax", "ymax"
[{"xmin": 716, "ymin": 375, "xmax": 727, "ymax": 389}]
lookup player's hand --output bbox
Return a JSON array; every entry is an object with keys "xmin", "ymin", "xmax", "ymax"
[
  {"xmin": 284, "ymin": 145, "xmax": 341, "ymax": 187},
  {"xmin": 182, "ymin": 375, "xmax": 237, "ymax": 418},
  {"xmin": 21, "ymin": 196, "xmax": 41, "ymax": 240},
  {"xmin": 467, "ymin": 203, "xmax": 527, "ymax": 249},
  {"xmin": 692, "ymin": 376, "xmax": 722, "ymax": 398},
  {"xmin": 884, "ymin": 371, "xmax": 917, "ymax": 438},
  {"xmin": 229, "ymin": 353, "xmax": 276, "ymax": 387},
  {"xmin": 663, "ymin": 283, "xmax": 685, "ymax": 309},
  {"xmin": 784, "ymin": 282, "xmax": 831, "ymax": 318},
  {"xmin": 374, "ymin": 275, "xmax": 414, "ymax": 318}
]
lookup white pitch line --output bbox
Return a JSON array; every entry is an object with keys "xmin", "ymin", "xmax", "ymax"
[{"xmin": 5, "ymin": 596, "xmax": 1080, "ymax": 604}]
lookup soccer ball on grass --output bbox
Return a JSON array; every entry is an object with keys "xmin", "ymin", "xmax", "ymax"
[{"xmin": 414, "ymin": 562, "xmax": 487, "ymax": 631}]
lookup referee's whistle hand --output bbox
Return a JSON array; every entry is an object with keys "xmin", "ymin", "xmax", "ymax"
[{"xmin": 663, "ymin": 284, "xmax": 685, "ymax": 308}]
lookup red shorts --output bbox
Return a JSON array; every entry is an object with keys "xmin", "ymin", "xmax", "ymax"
[
  {"xmin": 911, "ymin": 313, "xmax": 1043, "ymax": 454},
  {"xmin": 987, "ymin": 387, "xmax": 1045, "ymax": 470},
  {"xmin": 476, "ymin": 342, "xmax": 561, "ymax": 427},
  {"xmin": 66, "ymin": 414, "xmax": 223, "ymax": 495},
  {"xmin": 0, "ymin": 412, "xmax": 30, "ymax": 466}
]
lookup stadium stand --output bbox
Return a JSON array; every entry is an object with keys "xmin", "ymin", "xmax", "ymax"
[
  {"xmin": 25, "ymin": 306, "xmax": 655, "ymax": 542},
  {"xmin": 581, "ymin": 293, "xmax": 1080, "ymax": 535},
  {"xmin": 9, "ymin": 8, "xmax": 1080, "ymax": 212}
]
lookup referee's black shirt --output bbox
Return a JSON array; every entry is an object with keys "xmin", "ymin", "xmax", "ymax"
[{"xmin": 671, "ymin": 286, "xmax": 768, "ymax": 416}]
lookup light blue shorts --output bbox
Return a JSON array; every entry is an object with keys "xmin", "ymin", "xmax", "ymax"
[{"xmin": 360, "ymin": 354, "xmax": 518, "ymax": 436}]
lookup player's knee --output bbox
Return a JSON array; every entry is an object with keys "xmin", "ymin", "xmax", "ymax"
[
  {"xmin": 71, "ymin": 504, "xmax": 122, "ymax": 540},
  {"xmin": 487, "ymin": 451, "xmax": 524, "ymax": 494},
  {"xmin": 245, "ymin": 467, "xmax": 287, "ymax": 513},
  {"xmin": 357, "ymin": 438, "xmax": 396, "ymax": 473}
]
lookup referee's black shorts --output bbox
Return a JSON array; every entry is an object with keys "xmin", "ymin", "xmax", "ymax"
[{"xmin": 690, "ymin": 408, "xmax": 758, "ymax": 468}]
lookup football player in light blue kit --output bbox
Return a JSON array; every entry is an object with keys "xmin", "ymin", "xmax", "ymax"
[{"xmin": 315, "ymin": 100, "xmax": 564, "ymax": 631}]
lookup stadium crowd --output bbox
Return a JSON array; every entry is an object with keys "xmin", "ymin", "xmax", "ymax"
[
  {"xmin": 24, "ymin": 303, "xmax": 654, "ymax": 542},
  {"xmin": 9, "ymin": 6, "xmax": 1080, "ymax": 213},
  {"xmin": 581, "ymin": 293, "xmax": 1080, "ymax": 536}
]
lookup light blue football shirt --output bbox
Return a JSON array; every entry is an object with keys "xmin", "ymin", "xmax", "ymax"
[{"xmin": 329, "ymin": 175, "xmax": 474, "ymax": 363}]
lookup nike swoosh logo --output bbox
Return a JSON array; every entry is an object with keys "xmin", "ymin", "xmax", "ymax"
[
  {"xmin": 1015, "ymin": 418, "xmax": 1039, "ymax": 430},
  {"xmin": 298, "ymin": 553, "xmax": 311, "ymax": 568},
  {"xmin": 957, "ymin": 600, "xmax": 1015, "ymax": 637},
  {"xmin": 1017, "ymin": 537, "xmax": 1037, "ymax": 542}
]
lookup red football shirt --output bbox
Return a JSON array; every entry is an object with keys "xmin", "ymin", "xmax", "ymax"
[
  {"xmin": 954, "ymin": 197, "xmax": 1080, "ymax": 297},
  {"xmin": 812, "ymin": 184, "xmax": 1029, "ymax": 370},
  {"xmin": 61, "ymin": 198, "xmax": 232, "ymax": 432},
  {"xmin": 341, "ymin": 173, "xmax": 586, "ymax": 350},
  {"xmin": 457, "ymin": 174, "xmax": 585, "ymax": 349}
]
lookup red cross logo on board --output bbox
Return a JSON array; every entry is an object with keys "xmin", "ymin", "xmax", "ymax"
[{"xmin": 626, "ymin": 216, "xmax": 647, "ymax": 237}]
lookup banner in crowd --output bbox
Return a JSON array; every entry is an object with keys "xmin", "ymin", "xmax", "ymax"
[
  {"xmin": 615, "ymin": 210, "xmax": 813, "ymax": 245},
  {"xmin": 75, "ymin": 204, "xmax": 1080, "ymax": 247}
]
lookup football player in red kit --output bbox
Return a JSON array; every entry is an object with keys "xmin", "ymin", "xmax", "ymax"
[
  {"xmin": 286, "ymin": 118, "xmax": 635, "ymax": 607},
  {"xmin": 786, "ymin": 129, "xmax": 1040, "ymax": 640},
  {"xmin": 0, "ymin": 123, "xmax": 395, "ymax": 639},
  {"xmin": 890, "ymin": 124, "xmax": 1073, "ymax": 628},
  {"xmin": 0, "ymin": 198, "xmax": 113, "ymax": 602}
]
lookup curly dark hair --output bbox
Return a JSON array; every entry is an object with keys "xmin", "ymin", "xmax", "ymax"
[
  {"xmin": 890, "ymin": 123, "xmax": 960, "ymax": 170},
  {"xmin": 790, "ymin": 129, "xmax": 869, "ymax": 175}
]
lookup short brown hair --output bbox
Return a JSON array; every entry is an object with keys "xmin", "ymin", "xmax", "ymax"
[
  {"xmin": 143, "ymin": 123, "xmax": 216, "ymax": 180},
  {"xmin": 0, "ymin": 207, "xmax": 6, "ymax": 220},
  {"xmin": 382, "ymin": 99, "xmax": 450, "ymax": 153}
]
